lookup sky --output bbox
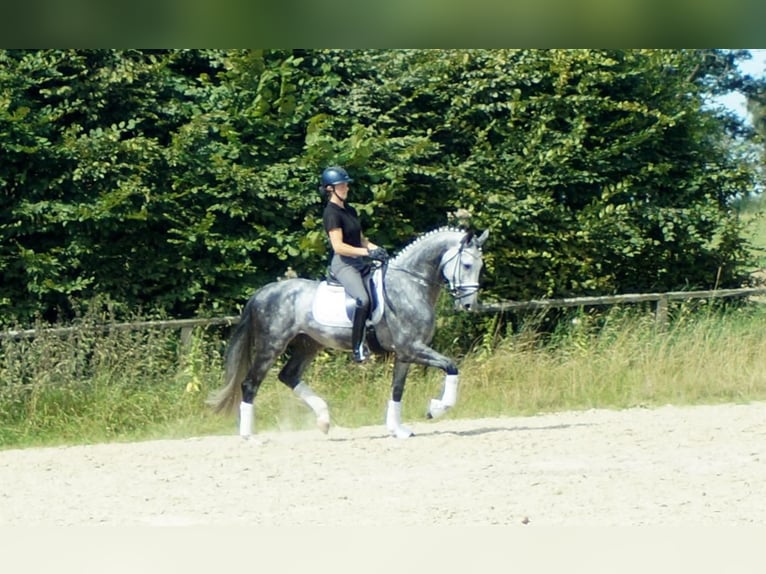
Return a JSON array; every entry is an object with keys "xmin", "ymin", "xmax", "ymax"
[{"xmin": 714, "ymin": 49, "xmax": 766, "ymax": 124}]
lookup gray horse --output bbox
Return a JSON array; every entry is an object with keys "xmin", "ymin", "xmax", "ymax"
[{"xmin": 209, "ymin": 226, "xmax": 489, "ymax": 438}]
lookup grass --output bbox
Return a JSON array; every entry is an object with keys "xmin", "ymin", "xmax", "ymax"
[
  {"xmin": 457, "ymin": 303, "xmax": 766, "ymax": 416},
  {"xmin": 3, "ymin": 299, "xmax": 766, "ymax": 451}
]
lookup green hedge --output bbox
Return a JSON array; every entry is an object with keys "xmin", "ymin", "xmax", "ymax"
[{"xmin": 1, "ymin": 49, "xmax": 762, "ymax": 325}]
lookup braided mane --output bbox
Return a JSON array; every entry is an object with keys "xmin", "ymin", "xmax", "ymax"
[{"xmin": 391, "ymin": 226, "xmax": 467, "ymax": 264}]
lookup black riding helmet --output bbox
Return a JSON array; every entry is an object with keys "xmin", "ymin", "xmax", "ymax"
[{"xmin": 318, "ymin": 166, "xmax": 353, "ymax": 194}]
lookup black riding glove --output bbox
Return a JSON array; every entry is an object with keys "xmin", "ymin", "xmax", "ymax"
[{"xmin": 367, "ymin": 247, "xmax": 389, "ymax": 262}]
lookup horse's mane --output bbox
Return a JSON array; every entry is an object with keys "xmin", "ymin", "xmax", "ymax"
[{"xmin": 391, "ymin": 226, "xmax": 467, "ymax": 263}]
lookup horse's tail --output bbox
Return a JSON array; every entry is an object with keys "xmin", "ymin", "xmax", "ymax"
[{"xmin": 207, "ymin": 297, "xmax": 257, "ymax": 416}]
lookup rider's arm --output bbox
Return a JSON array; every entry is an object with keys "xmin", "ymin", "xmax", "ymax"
[
  {"xmin": 361, "ymin": 233, "xmax": 378, "ymax": 252},
  {"xmin": 328, "ymin": 228, "xmax": 372, "ymax": 258}
]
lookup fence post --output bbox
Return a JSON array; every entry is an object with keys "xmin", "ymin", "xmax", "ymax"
[
  {"xmin": 177, "ymin": 326, "xmax": 199, "ymax": 392},
  {"xmin": 178, "ymin": 326, "xmax": 195, "ymax": 372},
  {"xmin": 655, "ymin": 295, "xmax": 669, "ymax": 329},
  {"xmin": 179, "ymin": 326, "xmax": 194, "ymax": 353}
]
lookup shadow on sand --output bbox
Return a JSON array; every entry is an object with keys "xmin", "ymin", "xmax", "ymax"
[{"xmin": 328, "ymin": 421, "xmax": 594, "ymax": 442}]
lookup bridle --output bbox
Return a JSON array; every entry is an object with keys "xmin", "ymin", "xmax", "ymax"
[
  {"xmin": 387, "ymin": 242, "xmax": 481, "ymax": 303},
  {"xmin": 440, "ymin": 244, "xmax": 481, "ymax": 302}
]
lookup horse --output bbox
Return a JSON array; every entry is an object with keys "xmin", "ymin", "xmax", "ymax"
[{"xmin": 208, "ymin": 226, "xmax": 489, "ymax": 438}]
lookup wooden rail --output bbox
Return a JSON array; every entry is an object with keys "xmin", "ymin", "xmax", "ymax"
[
  {"xmin": 0, "ymin": 316, "xmax": 241, "ymax": 341},
  {"xmin": 476, "ymin": 287, "xmax": 766, "ymax": 324},
  {"xmin": 2, "ymin": 287, "xmax": 765, "ymax": 340}
]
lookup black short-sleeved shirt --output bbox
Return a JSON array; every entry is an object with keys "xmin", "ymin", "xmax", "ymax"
[{"xmin": 323, "ymin": 203, "xmax": 362, "ymax": 248}]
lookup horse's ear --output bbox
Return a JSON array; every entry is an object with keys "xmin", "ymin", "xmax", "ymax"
[{"xmin": 475, "ymin": 229, "xmax": 489, "ymax": 247}]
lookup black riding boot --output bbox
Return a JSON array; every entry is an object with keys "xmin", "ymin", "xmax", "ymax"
[{"xmin": 351, "ymin": 302, "xmax": 369, "ymax": 363}]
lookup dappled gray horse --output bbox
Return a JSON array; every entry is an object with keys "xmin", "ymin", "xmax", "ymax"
[{"xmin": 209, "ymin": 226, "xmax": 488, "ymax": 438}]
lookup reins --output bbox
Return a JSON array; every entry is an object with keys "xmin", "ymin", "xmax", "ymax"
[
  {"xmin": 387, "ymin": 264, "xmax": 440, "ymax": 288},
  {"xmin": 377, "ymin": 258, "xmax": 398, "ymax": 316}
]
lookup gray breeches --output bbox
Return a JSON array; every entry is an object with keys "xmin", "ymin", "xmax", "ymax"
[{"xmin": 331, "ymin": 255, "xmax": 370, "ymax": 308}]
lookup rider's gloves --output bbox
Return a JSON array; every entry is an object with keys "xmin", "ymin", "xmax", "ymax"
[{"xmin": 367, "ymin": 247, "xmax": 389, "ymax": 262}]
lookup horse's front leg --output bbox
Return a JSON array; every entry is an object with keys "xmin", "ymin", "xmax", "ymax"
[
  {"xmin": 404, "ymin": 343, "xmax": 460, "ymax": 420},
  {"xmin": 427, "ymin": 373, "xmax": 459, "ymax": 419},
  {"xmin": 387, "ymin": 360, "xmax": 414, "ymax": 438}
]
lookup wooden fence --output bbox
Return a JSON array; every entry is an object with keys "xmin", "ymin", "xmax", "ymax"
[
  {"xmin": 2, "ymin": 287, "xmax": 766, "ymax": 341},
  {"xmin": 476, "ymin": 287, "xmax": 766, "ymax": 325},
  {"xmin": 0, "ymin": 316, "xmax": 241, "ymax": 342}
]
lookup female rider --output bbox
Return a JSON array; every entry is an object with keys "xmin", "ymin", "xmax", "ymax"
[{"xmin": 320, "ymin": 166, "xmax": 388, "ymax": 362}]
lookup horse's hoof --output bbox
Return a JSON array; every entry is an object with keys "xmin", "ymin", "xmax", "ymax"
[
  {"xmin": 427, "ymin": 398, "xmax": 450, "ymax": 419},
  {"xmin": 388, "ymin": 426, "xmax": 414, "ymax": 439},
  {"xmin": 317, "ymin": 418, "xmax": 330, "ymax": 434}
]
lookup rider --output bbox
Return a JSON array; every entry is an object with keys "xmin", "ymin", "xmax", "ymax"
[{"xmin": 320, "ymin": 166, "xmax": 388, "ymax": 362}]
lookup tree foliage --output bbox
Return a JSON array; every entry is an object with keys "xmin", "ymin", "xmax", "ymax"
[{"xmin": 1, "ymin": 49, "xmax": 762, "ymax": 325}]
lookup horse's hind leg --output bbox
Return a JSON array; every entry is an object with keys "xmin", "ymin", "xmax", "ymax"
[
  {"xmin": 278, "ymin": 335, "xmax": 330, "ymax": 433},
  {"xmin": 239, "ymin": 345, "xmax": 283, "ymax": 438}
]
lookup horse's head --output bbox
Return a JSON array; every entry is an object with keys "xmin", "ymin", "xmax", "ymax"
[{"xmin": 440, "ymin": 229, "xmax": 489, "ymax": 310}]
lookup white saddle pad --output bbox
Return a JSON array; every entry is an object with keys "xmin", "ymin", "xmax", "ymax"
[{"xmin": 311, "ymin": 268, "xmax": 385, "ymax": 328}]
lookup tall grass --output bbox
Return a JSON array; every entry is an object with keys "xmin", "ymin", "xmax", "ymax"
[
  {"xmin": 457, "ymin": 302, "xmax": 766, "ymax": 417},
  {"xmin": 3, "ymin": 299, "xmax": 766, "ymax": 450},
  {"xmin": 0, "ymin": 321, "xmax": 214, "ymax": 447}
]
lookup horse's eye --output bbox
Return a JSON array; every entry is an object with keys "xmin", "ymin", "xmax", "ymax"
[{"xmin": 463, "ymin": 262, "xmax": 472, "ymax": 270}]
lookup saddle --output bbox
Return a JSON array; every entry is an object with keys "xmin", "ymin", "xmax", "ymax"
[{"xmin": 311, "ymin": 267, "xmax": 385, "ymax": 328}]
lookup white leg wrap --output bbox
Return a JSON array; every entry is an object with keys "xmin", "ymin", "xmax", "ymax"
[
  {"xmin": 293, "ymin": 381, "xmax": 330, "ymax": 434},
  {"xmin": 386, "ymin": 400, "xmax": 414, "ymax": 438},
  {"xmin": 239, "ymin": 402, "xmax": 253, "ymax": 438},
  {"xmin": 428, "ymin": 374, "xmax": 459, "ymax": 419},
  {"xmin": 442, "ymin": 374, "xmax": 459, "ymax": 406}
]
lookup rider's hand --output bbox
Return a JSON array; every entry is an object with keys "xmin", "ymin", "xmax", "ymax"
[{"xmin": 367, "ymin": 247, "xmax": 389, "ymax": 262}]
